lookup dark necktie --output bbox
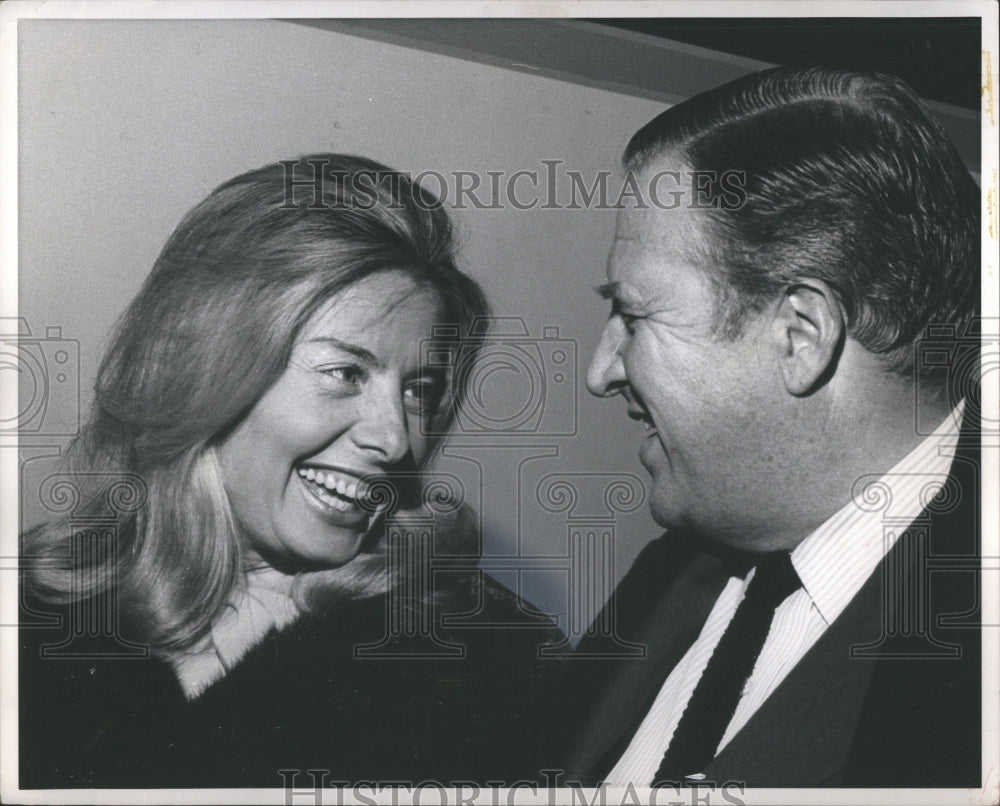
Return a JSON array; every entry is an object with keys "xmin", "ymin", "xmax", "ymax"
[{"xmin": 653, "ymin": 551, "xmax": 801, "ymax": 784}]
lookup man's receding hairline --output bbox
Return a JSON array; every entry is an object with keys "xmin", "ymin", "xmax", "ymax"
[{"xmin": 623, "ymin": 89, "xmax": 881, "ymax": 173}]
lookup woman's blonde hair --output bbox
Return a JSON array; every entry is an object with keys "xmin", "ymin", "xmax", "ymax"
[{"xmin": 24, "ymin": 154, "xmax": 489, "ymax": 653}]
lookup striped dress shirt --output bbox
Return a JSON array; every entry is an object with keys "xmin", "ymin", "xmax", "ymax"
[{"xmin": 606, "ymin": 402, "xmax": 966, "ymax": 785}]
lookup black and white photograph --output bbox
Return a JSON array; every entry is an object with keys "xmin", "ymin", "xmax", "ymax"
[{"xmin": 1, "ymin": 2, "xmax": 997, "ymax": 804}]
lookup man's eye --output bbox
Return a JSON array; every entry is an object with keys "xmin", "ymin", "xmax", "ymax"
[
  {"xmin": 620, "ymin": 313, "xmax": 641, "ymax": 334},
  {"xmin": 611, "ymin": 300, "xmax": 641, "ymax": 335}
]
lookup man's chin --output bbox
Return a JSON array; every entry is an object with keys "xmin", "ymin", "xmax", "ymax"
[
  {"xmin": 638, "ymin": 431, "xmax": 664, "ymax": 470},
  {"xmin": 647, "ymin": 496, "xmax": 676, "ymax": 529},
  {"xmin": 645, "ymin": 466, "xmax": 678, "ymax": 523}
]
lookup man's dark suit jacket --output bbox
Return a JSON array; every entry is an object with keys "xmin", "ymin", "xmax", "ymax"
[{"xmin": 560, "ymin": 415, "xmax": 982, "ymax": 788}]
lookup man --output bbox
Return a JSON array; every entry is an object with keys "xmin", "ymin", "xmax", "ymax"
[{"xmin": 564, "ymin": 67, "xmax": 982, "ymax": 788}]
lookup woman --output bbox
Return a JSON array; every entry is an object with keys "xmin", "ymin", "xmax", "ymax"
[{"xmin": 20, "ymin": 155, "xmax": 562, "ymax": 788}]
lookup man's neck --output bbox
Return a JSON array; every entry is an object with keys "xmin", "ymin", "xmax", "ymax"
[{"xmin": 732, "ymin": 378, "xmax": 955, "ymax": 554}]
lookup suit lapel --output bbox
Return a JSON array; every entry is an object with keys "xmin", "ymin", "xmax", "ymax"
[
  {"xmin": 707, "ymin": 409, "xmax": 980, "ymax": 786},
  {"xmin": 564, "ymin": 547, "xmax": 731, "ymax": 782},
  {"xmin": 704, "ymin": 557, "xmax": 882, "ymax": 786},
  {"xmin": 568, "ymin": 409, "xmax": 979, "ymax": 786}
]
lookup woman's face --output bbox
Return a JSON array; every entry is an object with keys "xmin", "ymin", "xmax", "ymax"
[{"xmin": 217, "ymin": 270, "xmax": 450, "ymax": 568}]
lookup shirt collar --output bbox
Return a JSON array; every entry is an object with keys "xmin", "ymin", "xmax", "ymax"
[{"xmin": 791, "ymin": 399, "xmax": 965, "ymax": 625}]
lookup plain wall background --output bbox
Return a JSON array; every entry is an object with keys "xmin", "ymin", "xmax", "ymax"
[{"xmin": 17, "ymin": 18, "xmax": 670, "ymax": 631}]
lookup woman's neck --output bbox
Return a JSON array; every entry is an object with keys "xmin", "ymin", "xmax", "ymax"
[{"xmin": 169, "ymin": 566, "xmax": 301, "ymax": 700}]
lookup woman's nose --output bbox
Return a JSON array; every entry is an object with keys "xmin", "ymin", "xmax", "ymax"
[
  {"xmin": 586, "ymin": 319, "xmax": 627, "ymax": 397},
  {"xmin": 351, "ymin": 381, "xmax": 410, "ymax": 464}
]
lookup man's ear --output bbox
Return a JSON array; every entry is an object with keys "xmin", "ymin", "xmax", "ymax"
[{"xmin": 770, "ymin": 280, "xmax": 844, "ymax": 395}]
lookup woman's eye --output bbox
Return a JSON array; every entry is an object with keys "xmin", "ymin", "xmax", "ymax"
[
  {"xmin": 403, "ymin": 379, "xmax": 445, "ymax": 415},
  {"xmin": 321, "ymin": 365, "xmax": 366, "ymax": 387}
]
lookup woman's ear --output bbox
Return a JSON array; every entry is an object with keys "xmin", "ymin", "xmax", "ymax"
[{"xmin": 770, "ymin": 280, "xmax": 844, "ymax": 395}]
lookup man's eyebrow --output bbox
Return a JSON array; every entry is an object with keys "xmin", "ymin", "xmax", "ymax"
[
  {"xmin": 595, "ymin": 282, "xmax": 619, "ymax": 300},
  {"xmin": 304, "ymin": 337, "xmax": 379, "ymax": 367}
]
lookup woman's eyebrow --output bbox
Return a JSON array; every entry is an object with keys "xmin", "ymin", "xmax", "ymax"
[
  {"xmin": 303, "ymin": 337, "xmax": 379, "ymax": 367},
  {"xmin": 414, "ymin": 365, "xmax": 448, "ymax": 381}
]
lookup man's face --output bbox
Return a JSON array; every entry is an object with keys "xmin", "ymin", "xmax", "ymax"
[{"xmin": 587, "ymin": 168, "xmax": 786, "ymax": 545}]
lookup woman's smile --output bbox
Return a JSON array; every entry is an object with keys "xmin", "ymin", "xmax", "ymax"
[
  {"xmin": 217, "ymin": 271, "xmax": 447, "ymax": 568},
  {"xmin": 296, "ymin": 467, "xmax": 373, "ymax": 525},
  {"xmin": 297, "ymin": 466, "xmax": 372, "ymax": 510}
]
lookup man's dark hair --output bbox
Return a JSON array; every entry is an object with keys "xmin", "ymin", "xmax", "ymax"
[{"xmin": 625, "ymin": 66, "xmax": 980, "ymax": 382}]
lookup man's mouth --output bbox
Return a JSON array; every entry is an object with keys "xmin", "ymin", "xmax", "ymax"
[{"xmin": 627, "ymin": 407, "xmax": 656, "ymax": 432}]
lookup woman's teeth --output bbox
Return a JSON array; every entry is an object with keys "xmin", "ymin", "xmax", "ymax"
[{"xmin": 297, "ymin": 467, "xmax": 367, "ymax": 511}]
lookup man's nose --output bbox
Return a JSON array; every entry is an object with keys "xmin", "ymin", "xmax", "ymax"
[
  {"xmin": 350, "ymin": 381, "xmax": 411, "ymax": 464},
  {"xmin": 586, "ymin": 319, "xmax": 627, "ymax": 397}
]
